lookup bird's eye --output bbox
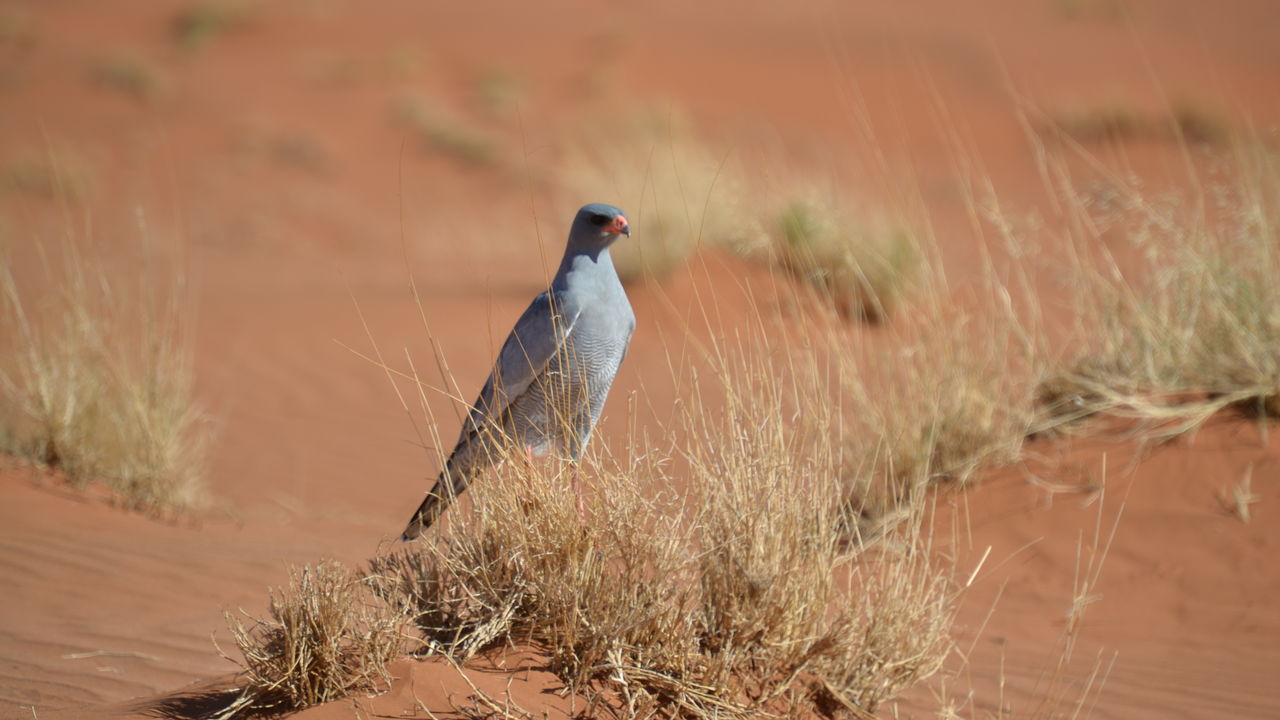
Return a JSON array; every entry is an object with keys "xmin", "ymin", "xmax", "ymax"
[{"xmin": 590, "ymin": 213, "xmax": 610, "ymax": 226}]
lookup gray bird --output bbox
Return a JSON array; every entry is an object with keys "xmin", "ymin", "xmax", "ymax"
[{"xmin": 401, "ymin": 203, "xmax": 635, "ymax": 540}]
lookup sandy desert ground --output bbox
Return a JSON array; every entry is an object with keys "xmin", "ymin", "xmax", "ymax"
[{"xmin": 1, "ymin": 1, "xmax": 1278, "ymax": 718}]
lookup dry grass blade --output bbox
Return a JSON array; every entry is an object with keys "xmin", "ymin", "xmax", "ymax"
[
  {"xmin": 1218, "ymin": 464, "xmax": 1260, "ymax": 524},
  {"xmin": 771, "ymin": 185, "xmax": 920, "ymax": 323}
]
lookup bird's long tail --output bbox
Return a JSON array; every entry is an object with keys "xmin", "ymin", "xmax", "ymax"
[{"xmin": 401, "ymin": 465, "xmax": 468, "ymax": 540}]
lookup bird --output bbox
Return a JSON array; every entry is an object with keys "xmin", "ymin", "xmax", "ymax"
[{"xmin": 401, "ymin": 203, "xmax": 635, "ymax": 540}]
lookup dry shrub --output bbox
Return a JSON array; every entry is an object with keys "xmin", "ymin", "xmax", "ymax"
[
  {"xmin": 219, "ymin": 561, "xmax": 409, "ymax": 717},
  {"xmin": 808, "ymin": 216, "xmax": 1044, "ymax": 504},
  {"xmin": 555, "ymin": 110, "xmax": 762, "ymax": 283},
  {"xmin": 373, "ymin": 315, "xmax": 959, "ymax": 719},
  {"xmin": 773, "ymin": 186, "xmax": 920, "ymax": 323},
  {"xmin": 1042, "ymin": 141, "xmax": 1280, "ymax": 432},
  {"xmin": 685, "ymin": 343, "xmax": 957, "ymax": 715},
  {"xmin": 0, "ymin": 243, "xmax": 207, "ymax": 512},
  {"xmin": 553, "ymin": 109, "xmax": 921, "ymax": 326}
]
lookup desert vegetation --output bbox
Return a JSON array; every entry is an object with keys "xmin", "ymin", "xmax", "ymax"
[
  {"xmin": 554, "ymin": 113, "xmax": 924, "ymax": 324},
  {"xmin": 771, "ymin": 185, "xmax": 920, "ymax": 323},
  {"xmin": 223, "ymin": 316, "xmax": 960, "ymax": 719},
  {"xmin": 0, "ymin": 241, "xmax": 207, "ymax": 512},
  {"xmin": 3, "ymin": 3, "xmax": 1276, "ymax": 718},
  {"xmin": 6, "ymin": 98, "xmax": 1271, "ymax": 717},
  {"xmin": 1036, "ymin": 139, "xmax": 1280, "ymax": 434},
  {"xmin": 217, "ymin": 561, "xmax": 408, "ymax": 718},
  {"xmin": 554, "ymin": 111, "xmax": 762, "ymax": 283},
  {"xmin": 210, "ymin": 122, "xmax": 1280, "ymax": 717}
]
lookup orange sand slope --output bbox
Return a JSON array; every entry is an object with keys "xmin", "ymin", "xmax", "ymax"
[{"xmin": 2, "ymin": 0, "xmax": 1279, "ymax": 718}]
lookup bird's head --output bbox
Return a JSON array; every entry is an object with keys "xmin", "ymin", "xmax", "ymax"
[{"xmin": 570, "ymin": 203, "xmax": 631, "ymax": 249}]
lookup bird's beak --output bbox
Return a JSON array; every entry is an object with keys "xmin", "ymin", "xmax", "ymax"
[{"xmin": 611, "ymin": 215, "xmax": 631, "ymax": 237}]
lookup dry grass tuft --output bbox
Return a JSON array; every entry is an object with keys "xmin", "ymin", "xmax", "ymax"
[
  {"xmin": 367, "ymin": 311, "xmax": 959, "ymax": 719},
  {"xmin": 810, "ymin": 216, "xmax": 1043, "ymax": 502},
  {"xmin": 684, "ymin": 345, "xmax": 957, "ymax": 715},
  {"xmin": 772, "ymin": 186, "xmax": 920, "ymax": 323},
  {"xmin": 0, "ymin": 242, "xmax": 208, "ymax": 512},
  {"xmin": 834, "ymin": 338, "xmax": 1039, "ymax": 511},
  {"xmin": 1042, "ymin": 142, "xmax": 1280, "ymax": 434},
  {"xmin": 553, "ymin": 112, "xmax": 921, "ymax": 317},
  {"xmin": 219, "ymin": 561, "xmax": 409, "ymax": 718}
]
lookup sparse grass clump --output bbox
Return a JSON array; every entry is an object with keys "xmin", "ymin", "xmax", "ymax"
[
  {"xmin": 219, "ymin": 561, "xmax": 409, "ymax": 718},
  {"xmin": 1042, "ymin": 143, "xmax": 1280, "ymax": 431},
  {"xmin": 553, "ymin": 111, "xmax": 922, "ymax": 312},
  {"xmin": 774, "ymin": 188, "xmax": 919, "ymax": 323},
  {"xmin": 0, "ymin": 243, "xmax": 207, "ymax": 512},
  {"xmin": 367, "ymin": 321, "xmax": 958, "ymax": 719},
  {"xmin": 828, "ymin": 286, "xmax": 1043, "ymax": 507}
]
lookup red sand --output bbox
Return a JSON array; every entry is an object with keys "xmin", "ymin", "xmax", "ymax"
[{"xmin": 2, "ymin": 1, "xmax": 1278, "ymax": 718}]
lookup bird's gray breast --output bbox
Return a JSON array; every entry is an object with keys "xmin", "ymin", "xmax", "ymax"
[{"xmin": 512, "ymin": 278, "xmax": 633, "ymax": 458}]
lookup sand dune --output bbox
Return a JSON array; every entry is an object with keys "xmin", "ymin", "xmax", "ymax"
[{"xmin": 2, "ymin": 0, "xmax": 1278, "ymax": 718}]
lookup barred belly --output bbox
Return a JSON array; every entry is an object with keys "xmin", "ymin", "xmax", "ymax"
[{"xmin": 506, "ymin": 341, "xmax": 619, "ymax": 460}]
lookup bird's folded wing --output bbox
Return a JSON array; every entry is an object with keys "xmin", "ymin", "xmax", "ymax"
[{"xmin": 459, "ymin": 291, "xmax": 580, "ymax": 441}]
